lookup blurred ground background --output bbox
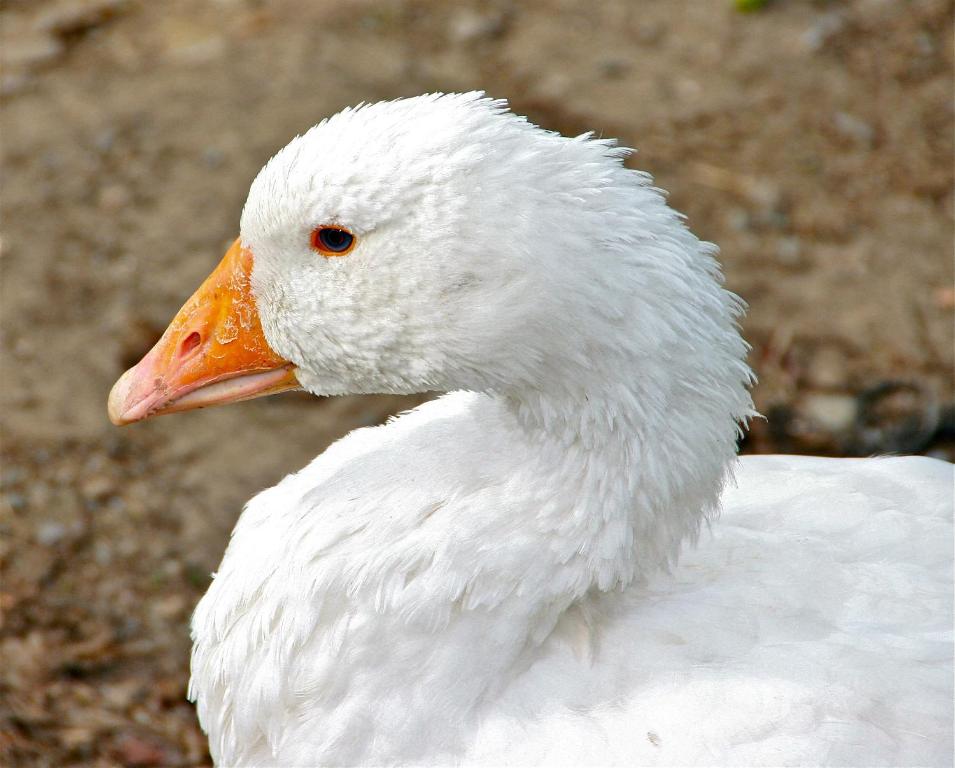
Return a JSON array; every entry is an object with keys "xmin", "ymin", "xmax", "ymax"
[{"xmin": 0, "ymin": 0, "xmax": 952, "ymax": 765}]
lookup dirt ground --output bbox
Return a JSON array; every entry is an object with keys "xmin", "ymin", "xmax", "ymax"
[{"xmin": 1, "ymin": 0, "xmax": 952, "ymax": 765}]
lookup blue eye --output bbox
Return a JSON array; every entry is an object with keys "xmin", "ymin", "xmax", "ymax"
[{"xmin": 311, "ymin": 227, "xmax": 355, "ymax": 256}]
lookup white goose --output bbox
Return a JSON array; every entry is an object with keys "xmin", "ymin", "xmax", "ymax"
[{"xmin": 108, "ymin": 93, "xmax": 953, "ymax": 767}]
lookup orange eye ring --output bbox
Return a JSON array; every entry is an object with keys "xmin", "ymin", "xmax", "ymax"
[{"xmin": 310, "ymin": 226, "xmax": 356, "ymax": 257}]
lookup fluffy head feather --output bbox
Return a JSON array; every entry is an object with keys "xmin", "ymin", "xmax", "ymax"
[{"xmin": 241, "ymin": 93, "xmax": 753, "ymax": 428}]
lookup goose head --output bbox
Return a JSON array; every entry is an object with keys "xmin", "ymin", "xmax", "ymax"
[{"xmin": 108, "ymin": 93, "xmax": 753, "ymax": 450}]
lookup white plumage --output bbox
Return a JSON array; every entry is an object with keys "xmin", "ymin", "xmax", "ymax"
[{"xmin": 127, "ymin": 94, "xmax": 953, "ymax": 765}]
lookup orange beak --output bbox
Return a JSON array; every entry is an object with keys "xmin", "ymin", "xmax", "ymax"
[{"xmin": 107, "ymin": 238, "xmax": 299, "ymax": 426}]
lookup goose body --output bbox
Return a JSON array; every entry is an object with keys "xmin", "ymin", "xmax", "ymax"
[
  {"xmin": 193, "ymin": 414, "xmax": 952, "ymax": 766},
  {"xmin": 108, "ymin": 94, "xmax": 954, "ymax": 766}
]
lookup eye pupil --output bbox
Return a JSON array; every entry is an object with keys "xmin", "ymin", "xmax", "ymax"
[{"xmin": 314, "ymin": 227, "xmax": 354, "ymax": 255}]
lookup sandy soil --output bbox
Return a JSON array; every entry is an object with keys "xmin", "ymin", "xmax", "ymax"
[{"xmin": 1, "ymin": 0, "xmax": 952, "ymax": 764}]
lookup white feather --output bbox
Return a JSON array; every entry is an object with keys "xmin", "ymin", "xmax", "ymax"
[{"xmin": 186, "ymin": 94, "xmax": 953, "ymax": 766}]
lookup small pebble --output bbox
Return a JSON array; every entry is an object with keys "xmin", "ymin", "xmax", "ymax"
[
  {"xmin": 802, "ymin": 11, "xmax": 846, "ymax": 52},
  {"xmin": 118, "ymin": 538, "xmax": 139, "ymax": 557},
  {"xmin": 94, "ymin": 541, "xmax": 114, "ymax": 566},
  {"xmin": 59, "ymin": 727, "xmax": 95, "ymax": 749},
  {"xmin": 833, "ymin": 112, "xmax": 874, "ymax": 146},
  {"xmin": 448, "ymin": 8, "xmax": 505, "ymax": 43},
  {"xmin": 97, "ymin": 184, "xmax": 131, "ymax": 212},
  {"xmin": 81, "ymin": 474, "xmax": 115, "ymax": 500},
  {"xmin": 102, "ymin": 680, "xmax": 142, "ymax": 709},
  {"xmin": 598, "ymin": 58, "xmax": 629, "ymax": 79},
  {"xmin": 94, "ymin": 128, "xmax": 116, "ymax": 153},
  {"xmin": 6, "ymin": 492, "xmax": 27, "ymax": 511},
  {"xmin": 153, "ymin": 594, "xmax": 187, "ymax": 620},
  {"xmin": 775, "ymin": 236, "xmax": 803, "ymax": 267},
  {"xmin": 202, "ymin": 147, "xmax": 225, "ymax": 168},
  {"xmin": 727, "ymin": 208, "xmax": 752, "ymax": 232},
  {"xmin": 36, "ymin": 521, "xmax": 68, "ymax": 547},
  {"xmin": 801, "ymin": 392, "xmax": 858, "ymax": 433},
  {"xmin": 806, "ymin": 346, "xmax": 848, "ymax": 390}
]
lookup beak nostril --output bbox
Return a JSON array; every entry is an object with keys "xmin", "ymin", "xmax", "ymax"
[{"xmin": 179, "ymin": 331, "xmax": 202, "ymax": 359}]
